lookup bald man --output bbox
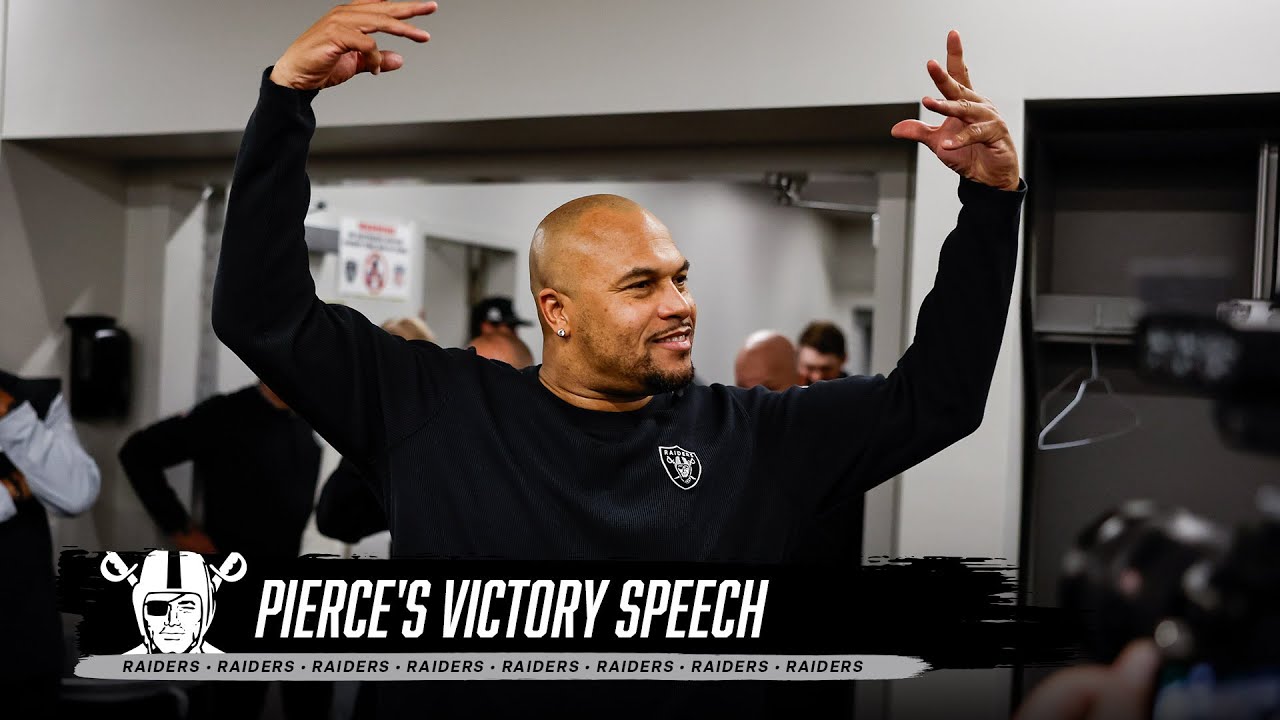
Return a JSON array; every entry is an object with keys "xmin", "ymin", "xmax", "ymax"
[
  {"xmin": 734, "ymin": 330, "xmax": 800, "ymax": 391},
  {"xmin": 469, "ymin": 332, "xmax": 534, "ymax": 369},
  {"xmin": 213, "ymin": 4, "xmax": 1024, "ymax": 717}
]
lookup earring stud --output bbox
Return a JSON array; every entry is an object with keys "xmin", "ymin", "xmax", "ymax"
[{"xmin": 557, "ymin": 329, "xmax": 567, "ymax": 337}]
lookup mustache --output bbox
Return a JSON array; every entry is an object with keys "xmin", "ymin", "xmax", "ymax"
[{"xmin": 649, "ymin": 324, "xmax": 694, "ymax": 342}]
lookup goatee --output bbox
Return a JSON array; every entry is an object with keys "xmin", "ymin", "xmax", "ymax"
[{"xmin": 642, "ymin": 365, "xmax": 695, "ymax": 394}]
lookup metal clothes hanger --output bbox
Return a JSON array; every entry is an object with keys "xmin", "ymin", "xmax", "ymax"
[{"xmin": 1038, "ymin": 341, "xmax": 1142, "ymax": 451}]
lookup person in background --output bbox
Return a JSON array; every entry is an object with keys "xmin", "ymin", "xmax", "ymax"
[
  {"xmin": 796, "ymin": 320, "xmax": 849, "ymax": 385},
  {"xmin": 734, "ymin": 330, "xmax": 800, "ymax": 391},
  {"xmin": 381, "ymin": 314, "xmax": 434, "ymax": 344},
  {"xmin": 0, "ymin": 370, "xmax": 100, "ymax": 719},
  {"xmin": 469, "ymin": 332, "xmax": 534, "ymax": 369},
  {"xmin": 469, "ymin": 296, "xmax": 532, "ymax": 341},
  {"xmin": 119, "ymin": 381, "xmax": 320, "ymax": 557},
  {"xmin": 118, "ymin": 380, "xmax": 329, "ymax": 720}
]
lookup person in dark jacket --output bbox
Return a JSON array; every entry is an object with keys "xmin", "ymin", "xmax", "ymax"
[
  {"xmin": 119, "ymin": 382, "xmax": 320, "ymax": 557},
  {"xmin": 118, "ymin": 381, "xmax": 330, "ymax": 719},
  {"xmin": 213, "ymin": 5, "xmax": 1022, "ymax": 716}
]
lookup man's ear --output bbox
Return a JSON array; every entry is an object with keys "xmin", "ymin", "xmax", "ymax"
[{"xmin": 536, "ymin": 288, "xmax": 569, "ymax": 328}]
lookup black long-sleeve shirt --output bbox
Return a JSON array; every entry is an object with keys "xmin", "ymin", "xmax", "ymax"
[
  {"xmin": 315, "ymin": 457, "xmax": 386, "ymax": 544},
  {"xmin": 118, "ymin": 384, "xmax": 320, "ymax": 558},
  {"xmin": 212, "ymin": 69, "xmax": 1024, "ymax": 717}
]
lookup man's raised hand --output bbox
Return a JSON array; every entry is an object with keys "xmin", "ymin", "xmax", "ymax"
[
  {"xmin": 269, "ymin": 0, "xmax": 437, "ymax": 91},
  {"xmin": 891, "ymin": 31, "xmax": 1020, "ymax": 191}
]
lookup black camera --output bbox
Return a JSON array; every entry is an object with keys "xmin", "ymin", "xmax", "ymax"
[
  {"xmin": 1060, "ymin": 498, "xmax": 1280, "ymax": 715},
  {"xmin": 1134, "ymin": 301, "xmax": 1280, "ymax": 455},
  {"xmin": 1060, "ymin": 500, "xmax": 1226, "ymax": 665},
  {"xmin": 1058, "ymin": 300, "xmax": 1280, "ymax": 719}
]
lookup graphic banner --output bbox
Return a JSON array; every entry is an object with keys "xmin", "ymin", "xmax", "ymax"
[{"xmin": 58, "ymin": 552, "xmax": 1081, "ymax": 681}]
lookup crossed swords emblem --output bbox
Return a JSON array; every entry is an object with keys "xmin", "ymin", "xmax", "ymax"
[{"xmin": 100, "ymin": 550, "xmax": 247, "ymax": 589}]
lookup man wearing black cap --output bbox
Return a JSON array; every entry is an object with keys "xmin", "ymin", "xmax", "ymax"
[{"xmin": 468, "ymin": 296, "xmax": 532, "ymax": 342}]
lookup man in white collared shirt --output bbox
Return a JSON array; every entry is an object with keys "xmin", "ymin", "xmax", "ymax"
[{"xmin": 0, "ymin": 372, "xmax": 101, "ymax": 719}]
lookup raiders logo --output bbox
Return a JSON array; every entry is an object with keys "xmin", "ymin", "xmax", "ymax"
[
  {"xmin": 101, "ymin": 550, "xmax": 246, "ymax": 654},
  {"xmin": 658, "ymin": 445, "xmax": 701, "ymax": 490}
]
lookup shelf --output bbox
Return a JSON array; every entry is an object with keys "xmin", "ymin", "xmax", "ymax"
[
  {"xmin": 1034, "ymin": 332, "xmax": 1134, "ymax": 346},
  {"xmin": 1032, "ymin": 294, "xmax": 1143, "ymax": 339}
]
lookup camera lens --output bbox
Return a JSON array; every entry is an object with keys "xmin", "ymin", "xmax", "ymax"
[{"xmin": 1059, "ymin": 502, "xmax": 1228, "ymax": 663}]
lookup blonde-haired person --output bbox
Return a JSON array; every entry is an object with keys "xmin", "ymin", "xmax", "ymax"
[{"xmin": 381, "ymin": 315, "xmax": 435, "ymax": 343}]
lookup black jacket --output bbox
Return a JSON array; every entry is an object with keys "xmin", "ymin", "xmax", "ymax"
[
  {"xmin": 119, "ymin": 384, "xmax": 320, "ymax": 558},
  {"xmin": 211, "ymin": 68, "xmax": 1024, "ymax": 717},
  {"xmin": 315, "ymin": 458, "xmax": 385, "ymax": 545}
]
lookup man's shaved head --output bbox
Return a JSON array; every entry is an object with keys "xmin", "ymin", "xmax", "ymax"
[
  {"xmin": 529, "ymin": 194, "xmax": 659, "ymax": 295},
  {"xmin": 529, "ymin": 194, "xmax": 696, "ymax": 404},
  {"xmin": 734, "ymin": 330, "xmax": 799, "ymax": 392}
]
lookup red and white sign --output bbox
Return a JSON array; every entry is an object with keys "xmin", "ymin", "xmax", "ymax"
[{"xmin": 338, "ymin": 218, "xmax": 416, "ymax": 300}]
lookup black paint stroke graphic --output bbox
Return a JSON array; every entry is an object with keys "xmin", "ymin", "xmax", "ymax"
[{"xmin": 58, "ymin": 550, "xmax": 1085, "ymax": 669}]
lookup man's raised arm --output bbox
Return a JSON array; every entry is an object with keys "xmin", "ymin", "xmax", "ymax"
[
  {"xmin": 212, "ymin": 2, "xmax": 443, "ymax": 464},
  {"xmin": 750, "ymin": 32, "xmax": 1024, "ymax": 512},
  {"xmin": 843, "ymin": 29, "xmax": 1026, "ymax": 480}
]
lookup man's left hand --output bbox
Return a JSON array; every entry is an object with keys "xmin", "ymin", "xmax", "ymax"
[{"xmin": 892, "ymin": 31, "xmax": 1021, "ymax": 191}]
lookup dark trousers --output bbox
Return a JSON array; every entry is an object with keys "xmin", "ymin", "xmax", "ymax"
[{"xmin": 191, "ymin": 680, "xmax": 334, "ymax": 720}]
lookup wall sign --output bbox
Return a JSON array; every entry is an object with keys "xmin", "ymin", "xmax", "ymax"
[{"xmin": 338, "ymin": 217, "xmax": 416, "ymax": 301}]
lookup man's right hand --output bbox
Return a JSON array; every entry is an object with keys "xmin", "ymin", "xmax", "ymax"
[
  {"xmin": 269, "ymin": 0, "xmax": 437, "ymax": 91},
  {"xmin": 170, "ymin": 526, "xmax": 218, "ymax": 554}
]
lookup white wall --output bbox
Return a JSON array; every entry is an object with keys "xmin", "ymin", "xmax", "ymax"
[
  {"xmin": 825, "ymin": 216, "xmax": 877, "ymax": 374},
  {"xmin": 113, "ymin": 182, "xmax": 211, "ymax": 550},
  {"xmin": 6, "ymin": 1, "xmax": 1278, "ymax": 138},
  {"xmin": 0, "ymin": 141, "xmax": 128, "ymax": 551},
  {"xmin": 421, "ymin": 237, "xmax": 481, "ymax": 348}
]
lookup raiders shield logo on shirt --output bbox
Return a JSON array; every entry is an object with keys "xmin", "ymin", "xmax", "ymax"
[{"xmin": 658, "ymin": 445, "xmax": 701, "ymax": 490}]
